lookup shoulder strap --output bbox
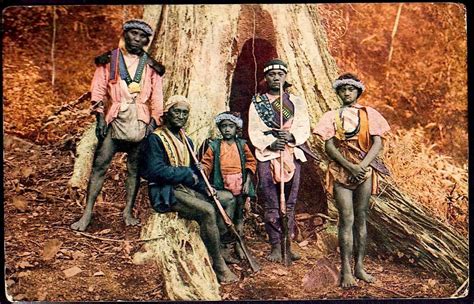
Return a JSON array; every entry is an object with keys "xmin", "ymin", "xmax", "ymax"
[
  {"xmin": 252, "ymin": 94, "xmax": 278, "ymax": 128},
  {"xmin": 357, "ymin": 107, "xmax": 371, "ymax": 153},
  {"xmin": 146, "ymin": 54, "xmax": 166, "ymax": 76},
  {"xmin": 334, "ymin": 109, "xmax": 345, "ymax": 140}
]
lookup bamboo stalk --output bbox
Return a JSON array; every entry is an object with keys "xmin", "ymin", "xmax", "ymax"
[
  {"xmin": 51, "ymin": 6, "xmax": 57, "ymax": 87},
  {"xmin": 387, "ymin": 4, "xmax": 403, "ymax": 63}
]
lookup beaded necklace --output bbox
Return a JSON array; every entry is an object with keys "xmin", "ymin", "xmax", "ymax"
[{"xmin": 118, "ymin": 50, "xmax": 148, "ymax": 94}]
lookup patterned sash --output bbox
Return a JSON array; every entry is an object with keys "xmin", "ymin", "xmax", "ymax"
[{"xmin": 252, "ymin": 92, "xmax": 295, "ymax": 128}]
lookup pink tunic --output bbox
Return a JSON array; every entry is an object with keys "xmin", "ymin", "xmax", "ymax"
[
  {"xmin": 90, "ymin": 53, "xmax": 164, "ymax": 126},
  {"xmin": 313, "ymin": 103, "xmax": 390, "ymax": 140}
]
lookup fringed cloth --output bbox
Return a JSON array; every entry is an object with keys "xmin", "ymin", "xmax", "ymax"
[
  {"xmin": 153, "ymin": 127, "xmax": 190, "ymax": 167},
  {"xmin": 326, "ymin": 137, "xmax": 378, "ymax": 195}
]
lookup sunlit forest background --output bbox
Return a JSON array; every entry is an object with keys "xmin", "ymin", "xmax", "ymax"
[{"xmin": 3, "ymin": 4, "xmax": 467, "ymax": 234}]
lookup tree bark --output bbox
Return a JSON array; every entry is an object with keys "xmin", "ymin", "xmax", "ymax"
[
  {"xmin": 69, "ymin": 4, "xmax": 468, "ymax": 297},
  {"xmin": 68, "ymin": 123, "xmax": 97, "ymax": 190},
  {"xmin": 132, "ymin": 212, "xmax": 220, "ymax": 300}
]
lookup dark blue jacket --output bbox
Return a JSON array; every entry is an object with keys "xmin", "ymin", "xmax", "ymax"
[{"xmin": 140, "ymin": 132, "xmax": 207, "ymax": 213}]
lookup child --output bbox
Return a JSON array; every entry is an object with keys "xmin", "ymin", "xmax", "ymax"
[
  {"xmin": 200, "ymin": 111, "xmax": 257, "ymax": 262},
  {"xmin": 313, "ymin": 73, "xmax": 390, "ymax": 288}
]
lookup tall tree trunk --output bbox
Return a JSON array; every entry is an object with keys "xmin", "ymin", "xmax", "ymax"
[{"xmin": 70, "ymin": 4, "xmax": 467, "ymax": 299}]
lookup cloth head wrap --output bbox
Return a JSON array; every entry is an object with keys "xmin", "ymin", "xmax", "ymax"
[
  {"xmin": 164, "ymin": 95, "xmax": 191, "ymax": 112},
  {"xmin": 123, "ymin": 19, "xmax": 153, "ymax": 36},
  {"xmin": 215, "ymin": 112, "xmax": 243, "ymax": 128},
  {"xmin": 263, "ymin": 58, "xmax": 288, "ymax": 74},
  {"xmin": 332, "ymin": 78, "xmax": 366, "ymax": 92}
]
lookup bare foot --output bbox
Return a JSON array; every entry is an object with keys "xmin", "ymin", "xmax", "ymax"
[
  {"xmin": 266, "ymin": 245, "xmax": 282, "ymax": 263},
  {"xmin": 71, "ymin": 213, "xmax": 92, "ymax": 231},
  {"xmin": 214, "ymin": 260, "xmax": 238, "ymax": 283},
  {"xmin": 355, "ymin": 268, "xmax": 375, "ymax": 283},
  {"xmin": 340, "ymin": 272, "xmax": 358, "ymax": 288},
  {"xmin": 123, "ymin": 212, "xmax": 140, "ymax": 226},
  {"xmin": 221, "ymin": 246, "xmax": 239, "ymax": 264}
]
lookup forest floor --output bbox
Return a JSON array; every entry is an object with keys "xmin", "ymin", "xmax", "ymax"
[{"xmin": 3, "ymin": 133, "xmax": 459, "ymax": 302}]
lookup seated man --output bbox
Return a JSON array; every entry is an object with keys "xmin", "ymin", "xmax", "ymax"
[{"xmin": 139, "ymin": 95, "xmax": 238, "ymax": 283}]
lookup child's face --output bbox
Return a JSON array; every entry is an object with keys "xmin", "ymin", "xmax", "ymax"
[
  {"xmin": 218, "ymin": 120, "xmax": 237, "ymax": 140},
  {"xmin": 337, "ymin": 84, "xmax": 359, "ymax": 105}
]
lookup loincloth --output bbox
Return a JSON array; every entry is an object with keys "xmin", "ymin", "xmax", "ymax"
[{"xmin": 326, "ymin": 138, "xmax": 378, "ymax": 195}]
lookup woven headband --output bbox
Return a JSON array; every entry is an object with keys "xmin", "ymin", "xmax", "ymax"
[
  {"xmin": 215, "ymin": 113, "xmax": 243, "ymax": 128},
  {"xmin": 332, "ymin": 79, "xmax": 366, "ymax": 92},
  {"xmin": 263, "ymin": 64, "xmax": 288, "ymax": 74}
]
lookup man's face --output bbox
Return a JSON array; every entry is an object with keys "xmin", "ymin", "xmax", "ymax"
[
  {"xmin": 218, "ymin": 120, "xmax": 237, "ymax": 140},
  {"xmin": 337, "ymin": 84, "xmax": 359, "ymax": 105},
  {"xmin": 124, "ymin": 28, "xmax": 149, "ymax": 54},
  {"xmin": 264, "ymin": 69, "xmax": 287, "ymax": 91},
  {"xmin": 166, "ymin": 104, "xmax": 190, "ymax": 129}
]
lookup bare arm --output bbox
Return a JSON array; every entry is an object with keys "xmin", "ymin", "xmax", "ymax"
[{"xmin": 360, "ymin": 135, "xmax": 382, "ymax": 168}]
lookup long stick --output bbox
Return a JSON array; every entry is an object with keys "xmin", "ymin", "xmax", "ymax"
[
  {"xmin": 279, "ymin": 82, "xmax": 291, "ymax": 266},
  {"xmin": 179, "ymin": 129, "xmax": 260, "ymax": 273}
]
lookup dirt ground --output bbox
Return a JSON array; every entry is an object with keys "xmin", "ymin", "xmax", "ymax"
[{"xmin": 3, "ymin": 134, "xmax": 459, "ymax": 301}]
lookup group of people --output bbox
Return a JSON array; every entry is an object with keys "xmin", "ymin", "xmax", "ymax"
[{"xmin": 71, "ymin": 19, "xmax": 390, "ymax": 287}]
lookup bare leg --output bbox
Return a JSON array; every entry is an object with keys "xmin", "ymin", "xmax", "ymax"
[
  {"xmin": 71, "ymin": 132, "xmax": 116, "ymax": 231},
  {"xmin": 213, "ymin": 190, "xmax": 239, "ymax": 264},
  {"xmin": 123, "ymin": 143, "xmax": 141, "ymax": 226},
  {"xmin": 334, "ymin": 183, "xmax": 357, "ymax": 288},
  {"xmin": 173, "ymin": 189, "xmax": 238, "ymax": 283},
  {"xmin": 353, "ymin": 177, "xmax": 375, "ymax": 283},
  {"xmin": 234, "ymin": 196, "xmax": 245, "ymax": 260},
  {"xmin": 214, "ymin": 190, "xmax": 236, "ymax": 242}
]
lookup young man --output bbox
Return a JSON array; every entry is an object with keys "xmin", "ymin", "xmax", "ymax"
[
  {"xmin": 71, "ymin": 20, "xmax": 165, "ymax": 231},
  {"xmin": 140, "ymin": 96, "xmax": 238, "ymax": 283},
  {"xmin": 200, "ymin": 111, "xmax": 257, "ymax": 261},
  {"xmin": 313, "ymin": 73, "xmax": 390, "ymax": 288},
  {"xmin": 248, "ymin": 59, "xmax": 311, "ymax": 263}
]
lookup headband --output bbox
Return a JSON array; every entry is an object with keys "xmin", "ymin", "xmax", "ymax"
[
  {"xmin": 263, "ymin": 59, "xmax": 289, "ymax": 74},
  {"xmin": 332, "ymin": 78, "xmax": 366, "ymax": 92},
  {"xmin": 123, "ymin": 19, "xmax": 153, "ymax": 36},
  {"xmin": 215, "ymin": 113, "xmax": 243, "ymax": 128},
  {"xmin": 164, "ymin": 95, "xmax": 191, "ymax": 112},
  {"xmin": 263, "ymin": 64, "xmax": 288, "ymax": 74}
]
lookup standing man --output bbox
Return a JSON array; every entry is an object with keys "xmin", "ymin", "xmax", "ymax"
[
  {"xmin": 248, "ymin": 59, "xmax": 310, "ymax": 262},
  {"xmin": 140, "ymin": 95, "xmax": 238, "ymax": 283},
  {"xmin": 71, "ymin": 19, "xmax": 165, "ymax": 231}
]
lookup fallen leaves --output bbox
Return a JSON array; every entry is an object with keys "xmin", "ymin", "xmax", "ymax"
[
  {"xmin": 272, "ymin": 268, "xmax": 289, "ymax": 276},
  {"xmin": 12, "ymin": 196, "xmax": 28, "ymax": 212},
  {"xmin": 298, "ymin": 240, "xmax": 309, "ymax": 247},
  {"xmin": 42, "ymin": 239, "xmax": 62, "ymax": 261},
  {"xmin": 97, "ymin": 228, "xmax": 111, "ymax": 235},
  {"xmin": 72, "ymin": 251, "xmax": 86, "ymax": 260},
  {"xmin": 63, "ymin": 266, "xmax": 82, "ymax": 278},
  {"xmin": 16, "ymin": 260, "xmax": 34, "ymax": 269},
  {"xmin": 37, "ymin": 290, "xmax": 48, "ymax": 301},
  {"xmin": 6, "ymin": 279, "xmax": 16, "ymax": 287},
  {"xmin": 17, "ymin": 271, "xmax": 31, "ymax": 278},
  {"xmin": 302, "ymin": 258, "xmax": 338, "ymax": 291}
]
